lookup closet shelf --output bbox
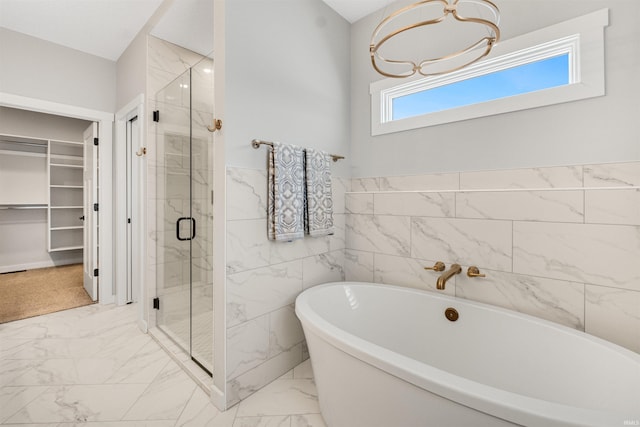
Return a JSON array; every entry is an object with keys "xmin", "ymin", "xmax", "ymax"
[
  {"xmin": 49, "ymin": 245, "xmax": 83, "ymax": 252},
  {"xmin": 50, "ymin": 205, "xmax": 83, "ymax": 209},
  {"xmin": 50, "ymin": 153, "xmax": 82, "ymax": 161},
  {"xmin": 50, "ymin": 226, "xmax": 83, "ymax": 231},
  {"xmin": 50, "ymin": 185, "xmax": 83, "ymax": 189},
  {"xmin": 50, "ymin": 140, "xmax": 83, "ymax": 146},
  {"xmin": 0, "ymin": 204, "xmax": 48, "ymax": 210},
  {"xmin": 50, "ymin": 163, "xmax": 83, "ymax": 169},
  {"xmin": 0, "ymin": 149, "xmax": 46, "ymax": 158}
]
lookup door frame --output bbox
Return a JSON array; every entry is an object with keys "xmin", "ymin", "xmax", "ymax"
[
  {"xmin": 0, "ymin": 92, "xmax": 115, "ymax": 304},
  {"xmin": 115, "ymin": 94, "xmax": 146, "ymax": 329},
  {"xmin": 82, "ymin": 123, "xmax": 99, "ymax": 301}
]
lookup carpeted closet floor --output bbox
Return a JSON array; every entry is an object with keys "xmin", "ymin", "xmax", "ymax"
[{"xmin": 0, "ymin": 263, "xmax": 93, "ymax": 323}]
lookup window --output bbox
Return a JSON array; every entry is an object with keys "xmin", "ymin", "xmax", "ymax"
[
  {"xmin": 392, "ymin": 53, "xmax": 571, "ymax": 121},
  {"xmin": 370, "ymin": 9, "xmax": 609, "ymax": 136}
]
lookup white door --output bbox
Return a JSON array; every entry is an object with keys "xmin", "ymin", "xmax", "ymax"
[{"xmin": 83, "ymin": 123, "xmax": 99, "ymax": 301}]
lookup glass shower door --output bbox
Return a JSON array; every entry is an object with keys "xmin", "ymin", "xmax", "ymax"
[
  {"xmin": 189, "ymin": 55, "xmax": 214, "ymax": 374},
  {"xmin": 155, "ymin": 57, "xmax": 214, "ymax": 375},
  {"xmin": 156, "ymin": 69, "xmax": 193, "ymax": 363},
  {"xmin": 191, "ymin": 57, "xmax": 214, "ymax": 372}
]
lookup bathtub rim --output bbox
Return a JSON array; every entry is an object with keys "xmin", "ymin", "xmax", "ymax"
[{"xmin": 295, "ymin": 281, "xmax": 640, "ymax": 427}]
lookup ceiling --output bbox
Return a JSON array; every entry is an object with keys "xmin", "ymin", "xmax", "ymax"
[
  {"xmin": 322, "ymin": 0, "xmax": 395, "ymax": 23},
  {"xmin": 0, "ymin": 0, "xmax": 388, "ymax": 61},
  {"xmin": 150, "ymin": 0, "xmax": 214, "ymax": 57},
  {"xmin": 0, "ymin": 0, "xmax": 164, "ymax": 61}
]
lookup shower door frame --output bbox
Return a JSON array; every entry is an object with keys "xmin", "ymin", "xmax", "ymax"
[{"xmin": 154, "ymin": 64, "xmax": 214, "ymax": 377}]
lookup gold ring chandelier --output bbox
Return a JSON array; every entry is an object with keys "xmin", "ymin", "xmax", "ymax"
[{"xmin": 370, "ymin": 0, "xmax": 501, "ymax": 78}]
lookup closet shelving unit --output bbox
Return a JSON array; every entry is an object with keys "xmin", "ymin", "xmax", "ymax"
[
  {"xmin": 0, "ymin": 134, "xmax": 49, "ymax": 208},
  {"xmin": 48, "ymin": 139, "xmax": 84, "ymax": 252}
]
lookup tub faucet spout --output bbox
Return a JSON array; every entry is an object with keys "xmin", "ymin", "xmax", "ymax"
[{"xmin": 436, "ymin": 263, "xmax": 461, "ymax": 290}]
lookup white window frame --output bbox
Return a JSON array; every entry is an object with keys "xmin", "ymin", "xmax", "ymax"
[{"xmin": 370, "ymin": 8, "xmax": 609, "ymax": 136}]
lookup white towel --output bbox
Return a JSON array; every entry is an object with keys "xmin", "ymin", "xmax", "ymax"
[
  {"xmin": 267, "ymin": 142, "xmax": 306, "ymax": 241},
  {"xmin": 305, "ymin": 147, "xmax": 334, "ymax": 237}
]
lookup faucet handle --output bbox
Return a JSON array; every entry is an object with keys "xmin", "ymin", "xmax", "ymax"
[
  {"xmin": 424, "ymin": 261, "xmax": 446, "ymax": 272},
  {"xmin": 467, "ymin": 266, "xmax": 486, "ymax": 278}
]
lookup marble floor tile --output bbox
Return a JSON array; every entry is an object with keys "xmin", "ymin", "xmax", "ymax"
[
  {"xmin": 236, "ymin": 378, "xmax": 321, "ymax": 417},
  {"xmin": 1, "ymin": 424, "xmax": 59, "ymax": 427},
  {"xmin": 0, "ymin": 359, "xmax": 40, "ymax": 386},
  {"xmin": 4, "ymin": 384, "xmax": 149, "ymax": 423},
  {"xmin": 5, "ymin": 337, "xmax": 106, "ymax": 360},
  {"xmin": 55, "ymin": 422, "xmax": 176, "ymax": 426},
  {"xmin": 6, "ymin": 358, "xmax": 120, "ymax": 386},
  {"xmin": 105, "ymin": 341, "xmax": 172, "ymax": 385},
  {"xmin": 291, "ymin": 414, "xmax": 328, "ymax": 427},
  {"xmin": 0, "ymin": 385, "xmax": 48, "ymax": 423},
  {"xmin": 233, "ymin": 415, "xmax": 291, "ymax": 427},
  {"xmin": 1, "ymin": 303, "xmax": 326, "ymax": 427},
  {"xmin": 209, "ymin": 405, "xmax": 239, "ymax": 427},
  {"xmin": 231, "ymin": 413, "xmax": 327, "ymax": 427},
  {"xmin": 121, "ymin": 361, "xmax": 196, "ymax": 421},
  {"xmin": 292, "ymin": 359, "xmax": 314, "ymax": 380},
  {"xmin": 174, "ymin": 386, "xmax": 221, "ymax": 427},
  {"xmin": 0, "ymin": 339, "xmax": 31, "ymax": 359}
]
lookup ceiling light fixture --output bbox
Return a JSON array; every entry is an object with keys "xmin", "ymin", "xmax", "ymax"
[{"xmin": 370, "ymin": 0, "xmax": 500, "ymax": 78}]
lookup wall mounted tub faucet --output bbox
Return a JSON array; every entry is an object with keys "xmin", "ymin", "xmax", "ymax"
[{"xmin": 436, "ymin": 263, "xmax": 461, "ymax": 290}]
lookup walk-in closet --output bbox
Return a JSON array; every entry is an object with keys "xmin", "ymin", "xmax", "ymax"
[{"xmin": 0, "ymin": 107, "xmax": 95, "ymax": 323}]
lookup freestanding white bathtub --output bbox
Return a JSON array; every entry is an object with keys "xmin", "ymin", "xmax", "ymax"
[{"xmin": 295, "ymin": 282, "xmax": 640, "ymax": 427}]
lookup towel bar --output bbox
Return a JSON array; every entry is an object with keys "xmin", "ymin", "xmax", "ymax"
[{"xmin": 251, "ymin": 139, "xmax": 345, "ymax": 162}]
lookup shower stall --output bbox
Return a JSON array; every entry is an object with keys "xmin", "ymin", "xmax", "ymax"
[{"xmin": 154, "ymin": 54, "xmax": 215, "ymax": 375}]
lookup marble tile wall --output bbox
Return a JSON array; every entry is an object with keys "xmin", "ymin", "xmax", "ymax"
[
  {"xmin": 225, "ymin": 167, "xmax": 348, "ymax": 407},
  {"xmin": 346, "ymin": 162, "xmax": 640, "ymax": 354}
]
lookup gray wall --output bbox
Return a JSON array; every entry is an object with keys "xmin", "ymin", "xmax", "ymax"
[
  {"xmin": 0, "ymin": 28, "xmax": 117, "ymax": 113},
  {"xmin": 223, "ymin": 0, "xmax": 352, "ymax": 406},
  {"xmin": 350, "ymin": 0, "xmax": 640, "ymax": 177},
  {"xmin": 116, "ymin": 31, "xmax": 147, "ymax": 112},
  {"xmin": 225, "ymin": 0, "xmax": 351, "ymax": 177}
]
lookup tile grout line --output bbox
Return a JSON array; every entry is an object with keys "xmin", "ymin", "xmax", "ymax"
[{"xmin": 171, "ymin": 385, "xmax": 199, "ymax": 427}]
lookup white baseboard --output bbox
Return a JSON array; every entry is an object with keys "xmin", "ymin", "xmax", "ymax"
[
  {"xmin": 0, "ymin": 257, "xmax": 83, "ymax": 274},
  {"xmin": 137, "ymin": 318, "xmax": 148, "ymax": 334},
  {"xmin": 210, "ymin": 384, "xmax": 226, "ymax": 411}
]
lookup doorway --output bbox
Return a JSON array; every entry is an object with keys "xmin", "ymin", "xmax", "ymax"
[
  {"xmin": 114, "ymin": 94, "xmax": 145, "ymax": 314},
  {"xmin": 0, "ymin": 92, "xmax": 116, "ymax": 305},
  {"xmin": 0, "ymin": 110, "xmax": 102, "ymax": 322},
  {"xmin": 154, "ymin": 55, "xmax": 215, "ymax": 375}
]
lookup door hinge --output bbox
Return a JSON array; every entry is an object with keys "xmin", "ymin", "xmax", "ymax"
[
  {"xmin": 153, "ymin": 297, "xmax": 160, "ymax": 310},
  {"xmin": 127, "ymin": 218, "xmax": 131, "ymax": 224},
  {"xmin": 93, "ymin": 137, "xmax": 99, "ymax": 146},
  {"xmin": 93, "ymin": 268, "xmax": 99, "ymax": 277},
  {"xmin": 153, "ymin": 110, "xmax": 160, "ymax": 122},
  {"xmin": 93, "ymin": 203, "xmax": 99, "ymax": 212}
]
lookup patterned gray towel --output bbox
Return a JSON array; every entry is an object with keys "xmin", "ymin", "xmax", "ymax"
[
  {"xmin": 268, "ymin": 142, "xmax": 306, "ymax": 241},
  {"xmin": 305, "ymin": 148, "xmax": 334, "ymax": 237}
]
